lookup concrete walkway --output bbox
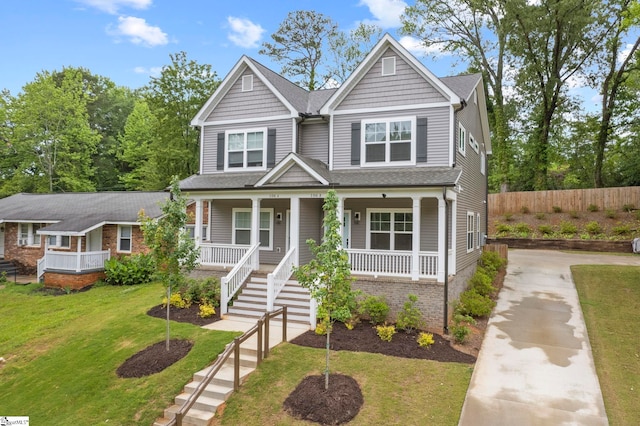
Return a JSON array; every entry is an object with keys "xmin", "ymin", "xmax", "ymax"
[
  {"xmin": 203, "ymin": 314, "xmax": 311, "ymax": 344},
  {"xmin": 459, "ymin": 249, "xmax": 640, "ymax": 426}
]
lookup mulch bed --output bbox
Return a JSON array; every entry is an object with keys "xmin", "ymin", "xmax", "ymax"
[
  {"xmin": 291, "ymin": 322, "xmax": 476, "ymax": 364},
  {"xmin": 146, "ymin": 304, "xmax": 221, "ymax": 326},
  {"xmin": 283, "ymin": 374, "xmax": 363, "ymax": 425},
  {"xmin": 116, "ymin": 339, "xmax": 193, "ymax": 378}
]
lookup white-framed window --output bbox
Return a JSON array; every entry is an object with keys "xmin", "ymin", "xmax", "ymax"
[
  {"xmin": 467, "ymin": 212, "xmax": 475, "ymax": 253},
  {"xmin": 118, "ymin": 225, "xmax": 132, "ymax": 253},
  {"xmin": 381, "ymin": 56, "xmax": 396, "ymax": 76},
  {"xmin": 18, "ymin": 223, "xmax": 42, "ymax": 246},
  {"xmin": 469, "ymin": 134, "xmax": 479, "ymax": 153},
  {"xmin": 476, "ymin": 213, "xmax": 482, "ymax": 249},
  {"xmin": 186, "ymin": 225, "xmax": 208, "ymax": 241},
  {"xmin": 481, "ymin": 151, "xmax": 486, "ymax": 175},
  {"xmin": 458, "ymin": 123, "xmax": 467, "ymax": 155},
  {"xmin": 47, "ymin": 235, "xmax": 71, "ymax": 249},
  {"xmin": 225, "ymin": 128, "xmax": 267, "ymax": 171},
  {"xmin": 242, "ymin": 74, "xmax": 253, "ymax": 92},
  {"xmin": 362, "ymin": 117, "xmax": 415, "ymax": 166},
  {"xmin": 366, "ymin": 209, "xmax": 413, "ymax": 251},
  {"xmin": 232, "ymin": 208, "xmax": 273, "ymax": 250}
]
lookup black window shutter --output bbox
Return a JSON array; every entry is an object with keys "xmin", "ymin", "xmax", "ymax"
[
  {"xmin": 267, "ymin": 128, "xmax": 276, "ymax": 168},
  {"xmin": 416, "ymin": 117, "xmax": 428, "ymax": 163},
  {"xmin": 217, "ymin": 132, "xmax": 225, "ymax": 170},
  {"xmin": 351, "ymin": 122, "xmax": 361, "ymax": 165}
]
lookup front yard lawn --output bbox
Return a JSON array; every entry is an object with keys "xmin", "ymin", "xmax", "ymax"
[
  {"xmin": 573, "ymin": 265, "xmax": 640, "ymax": 426},
  {"xmin": 0, "ymin": 281, "xmax": 237, "ymax": 425}
]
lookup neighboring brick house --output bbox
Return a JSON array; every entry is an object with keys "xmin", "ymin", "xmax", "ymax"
[
  {"xmin": 181, "ymin": 34, "xmax": 491, "ymax": 329},
  {"xmin": 0, "ymin": 192, "xmax": 168, "ymax": 288}
]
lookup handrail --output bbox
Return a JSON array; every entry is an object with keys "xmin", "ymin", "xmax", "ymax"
[
  {"xmin": 266, "ymin": 246, "xmax": 296, "ymax": 311},
  {"xmin": 220, "ymin": 243, "xmax": 259, "ymax": 315},
  {"xmin": 169, "ymin": 306, "xmax": 288, "ymax": 426}
]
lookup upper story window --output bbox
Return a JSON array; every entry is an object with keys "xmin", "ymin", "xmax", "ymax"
[
  {"xmin": 242, "ymin": 74, "xmax": 253, "ymax": 92},
  {"xmin": 362, "ymin": 117, "xmax": 415, "ymax": 166},
  {"xmin": 18, "ymin": 223, "xmax": 43, "ymax": 246},
  {"xmin": 225, "ymin": 128, "xmax": 267, "ymax": 171},
  {"xmin": 458, "ymin": 123, "xmax": 467, "ymax": 156},
  {"xmin": 469, "ymin": 134, "xmax": 479, "ymax": 153},
  {"xmin": 118, "ymin": 225, "xmax": 132, "ymax": 253},
  {"xmin": 381, "ymin": 56, "xmax": 396, "ymax": 76}
]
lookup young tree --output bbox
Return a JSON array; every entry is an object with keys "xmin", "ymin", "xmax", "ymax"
[
  {"xmin": 294, "ymin": 189, "xmax": 355, "ymax": 390},
  {"xmin": 139, "ymin": 176, "xmax": 199, "ymax": 350}
]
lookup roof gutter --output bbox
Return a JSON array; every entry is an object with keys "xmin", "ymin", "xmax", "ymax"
[{"xmin": 451, "ymin": 98, "xmax": 467, "ymax": 168}]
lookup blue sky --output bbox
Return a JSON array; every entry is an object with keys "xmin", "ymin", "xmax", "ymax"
[{"xmin": 0, "ymin": 0, "xmax": 460, "ymax": 95}]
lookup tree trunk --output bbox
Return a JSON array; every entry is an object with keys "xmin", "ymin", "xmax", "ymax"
[{"xmin": 325, "ymin": 326, "xmax": 330, "ymax": 390}]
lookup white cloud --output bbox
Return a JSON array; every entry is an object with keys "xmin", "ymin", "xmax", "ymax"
[
  {"xmin": 359, "ymin": 0, "xmax": 408, "ymax": 28},
  {"xmin": 110, "ymin": 16, "xmax": 168, "ymax": 47},
  {"xmin": 76, "ymin": 0, "xmax": 151, "ymax": 14},
  {"xmin": 133, "ymin": 66, "xmax": 162, "ymax": 77},
  {"xmin": 398, "ymin": 36, "xmax": 449, "ymax": 57},
  {"xmin": 618, "ymin": 43, "xmax": 635, "ymax": 65},
  {"xmin": 227, "ymin": 17, "xmax": 264, "ymax": 48}
]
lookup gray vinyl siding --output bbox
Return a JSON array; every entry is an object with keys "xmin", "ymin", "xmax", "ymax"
[
  {"xmin": 298, "ymin": 198, "xmax": 323, "ymax": 265},
  {"xmin": 267, "ymin": 165, "xmax": 320, "ymax": 186},
  {"xmin": 344, "ymin": 197, "xmax": 439, "ymax": 252},
  {"xmin": 299, "ymin": 122, "xmax": 329, "ymax": 163},
  {"xmin": 336, "ymin": 47, "xmax": 448, "ymax": 110},
  {"xmin": 332, "ymin": 107, "xmax": 450, "ymax": 169},
  {"xmin": 205, "ymin": 70, "xmax": 290, "ymax": 122},
  {"xmin": 201, "ymin": 117, "xmax": 293, "ymax": 174},
  {"xmin": 454, "ymin": 99, "xmax": 487, "ymax": 272}
]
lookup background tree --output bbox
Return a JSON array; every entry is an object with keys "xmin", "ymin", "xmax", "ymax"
[
  {"xmin": 294, "ymin": 189, "xmax": 355, "ymax": 390},
  {"xmin": 325, "ymin": 23, "xmax": 383, "ymax": 86},
  {"xmin": 143, "ymin": 52, "xmax": 219, "ymax": 189},
  {"xmin": 139, "ymin": 176, "xmax": 199, "ymax": 350}
]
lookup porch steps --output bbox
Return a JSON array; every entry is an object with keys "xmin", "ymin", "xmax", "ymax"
[{"xmin": 226, "ymin": 276, "xmax": 311, "ymax": 324}]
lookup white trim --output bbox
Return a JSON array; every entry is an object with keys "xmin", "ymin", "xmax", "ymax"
[
  {"xmin": 365, "ymin": 208, "xmax": 413, "ymax": 251},
  {"xmin": 469, "ymin": 134, "xmax": 479, "ymax": 153},
  {"xmin": 458, "ymin": 123, "xmax": 467, "ymax": 156},
  {"xmin": 381, "ymin": 56, "xmax": 396, "ymax": 76},
  {"xmin": 480, "ymin": 151, "xmax": 486, "ymax": 175},
  {"xmin": 18, "ymin": 223, "xmax": 43, "ymax": 247},
  {"xmin": 117, "ymin": 224, "xmax": 133, "ymax": 253},
  {"xmin": 232, "ymin": 207, "xmax": 273, "ymax": 250},
  {"xmin": 199, "ymin": 114, "xmax": 294, "ymax": 127},
  {"xmin": 224, "ymin": 127, "xmax": 268, "ymax": 172},
  {"xmin": 449, "ymin": 106, "xmax": 456, "ymax": 166},
  {"xmin": 466, "ymin": 212, "xmax": 474, "ymax": 253},
  {"xmin": 328, "ymin": 117, "xmax": 334, "ymax": 170},
  {"xmin": 361, "ymin": 116, "xmax": 416, "ymax": 167},
  {"xmin": 476, "ymin": 212, "xmax": 481, "ymax": 250},
  {"xmin": 241, "ymin": 74, "xmax": 253, "ymax": 92},
  {"xmin": 329, "ymin": 102, "xmax": 451, "ymax": 116},
  {"xmin": 292, "ymin": 118, "xmax": 297, "ymax": 153},
  {"xmin": 254, "ymin": 152, "xmax": 329, "ymax": 187}
]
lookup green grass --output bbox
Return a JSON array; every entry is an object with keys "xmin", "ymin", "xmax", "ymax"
[
  {"xmin": 219, "ymin": 343, "xmax": 473, "ymax": 425},
  {"xmin": 572, "ymin": 265, "xmax": 640, "ymax": 426},
  {"xmin": 0, "ymin": 281, "xmax": 237, "ymax": 425}
]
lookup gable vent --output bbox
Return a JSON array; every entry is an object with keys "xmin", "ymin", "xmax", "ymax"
[
  {"xmin": 242, "ymin": 74, "xmax": 253, "ymax": 92},
  {"xmin": 381, "ymin": 56, "xmax": 396, "ymax": 76}
]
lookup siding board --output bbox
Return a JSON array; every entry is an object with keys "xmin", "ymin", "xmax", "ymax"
[{"xmin": 299, "ymin": 122, "xmax": 329, "ymax": 163}]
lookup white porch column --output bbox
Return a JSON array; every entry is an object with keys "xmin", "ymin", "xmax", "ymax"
[
  {"xmin": 411, "ymin": 196, "xmax": 421, "ymax": 281},
  {"xmin": 290, "ymin": 196, "xmax": 300, "ymax": 267},
  {"xmin": 76, "ymin": 236, "xmax": 82, "ymax": 272},
  {"xmin": 437, "ymin": 196, "xmax": 446, "ymax": 282},
  {"xmin": 194, "ymin": 199, "xmax": 202, "ymax": 248},
  {"xmin": 251, "ymin": 197, "xmax": 261, "ymax": 268}
]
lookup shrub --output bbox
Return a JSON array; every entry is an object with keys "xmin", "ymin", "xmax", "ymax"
[
  {"xmin": 469, "ymin": 269, "xmax": 496, "ymax": 297},
  {"xmin": 451, "ymin": 324, "xmax": 470, "ymax": 344},
  {"xmin": 622, "ymin": 204, "xmax": 635, "ymax": 212},
  {"xmin": 163, "ymin": 292, "xmax": 189, "ymax": 309},
  {"xmin": 538, "ymin": 224, "xmax": 554, "ymax": 235},
  {"xmin": 198, "ymin": 303, "xmax": 216, "ymax": 318},
  {"xmin": 396, "ymin": 294, "xmax": 424, "ymax": 333},
  {"xmin": 458, "ymin": 290, "xmax": 495, "ymax": 317},
  {"xmin": 376, "ymin": 324, "xmax": 396, "ymax": 342},
  {"xmin": 552, "ymin": 206, "xmax": 562, "ymax": 213},
  {"xmin": 605, "ymin": 209, "xmax": 617, "ymax": 219},
  {"xmin": 182, "ymin": 277, "xmax": 221, "ymax": 307},
  {"xmin": 479, "ymin": 250, "xmax": 506, "ymax": 274},
  {"xmin": 344, "ymin": 316, "xmax": 360, "ymax": 330},
  {"xmin": 315, "ymin": 322, "xmax": 327, "ymax": 335},
  {"xmin": 104, "ymin": 254, "xmax": 155, "ymax": 286},
  {"xmin": 535, "ymin": 212, "xmax": 546, "ymax": 220},
  {"xmin": 569, "ymin": 210, "xmax": 580, "ymax": 219},
  {"xmin": 417, "ymin": 332, "xmax": 435, "ymax": 347},
  {"xmin": 559, "ymin": 220, "xmax": 578, "ymax": 236},
  {"xmin": 495, "ymin": 223, "xmax": 512, "ymax": 235},
  {"xmin": 520, "ymin": 206, "xmax": 530, "ymax": 214},
  {"xmin": 503, "ymin": 212, "xmax": 514, "ymax": 221},
  {"xmin": 0, "ymin": 271, "xmax": 7, "ymax": 284},
  {"xmin": 587, "ymin": 204, "xmax": 599, "ymax": 212},
  {"xmin": 359, "ymin": 295, "xmax": 390, "ymax": 325},
  {"xmin": 585, "ymin": 221, "xmax": 602, "ymax": 235},
  {"xmin": 636, "ymin": 210, "xmax": 640, "ymax": 221},
  {"xmin": 612, "ymin": 224, "xmax": 631, "ymax": 235},
  {"xmin": 514, "ymin": 222, "xmax": 532, "ymax": 234}
]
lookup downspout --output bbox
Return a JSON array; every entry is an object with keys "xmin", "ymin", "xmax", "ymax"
[
  {"xmin": 452, "ymin": 98, "xmax": 467, "ymax": 168},
  {"xmin": 443, "ymin": 186, "xmax": 449, "ymax": 334}
]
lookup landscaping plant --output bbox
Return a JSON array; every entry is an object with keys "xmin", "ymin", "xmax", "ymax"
[
  {"xmin": 358, "ymin": 294, "xmax": 390, "ymax": 325},
  {"xmin": 396, "ymin": 294, "xmax": 424, "ymax": 333}
]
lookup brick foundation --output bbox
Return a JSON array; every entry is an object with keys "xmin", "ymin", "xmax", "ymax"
[{"xmin": 44, "ymin": 270, "xmax": 106, "ymax": 289}]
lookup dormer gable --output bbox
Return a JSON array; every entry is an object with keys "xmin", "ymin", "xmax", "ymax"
[{"xmin": 254, "ymin": 153, "xmax": 329, "ymax": 187}]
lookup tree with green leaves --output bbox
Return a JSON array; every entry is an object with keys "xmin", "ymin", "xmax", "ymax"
[
  {"xmin": 139, "ymin": 176, "xmax": 199, "ymax": 350},
  {"xmin": 294, "ymin": 189, "xmax": 355, "ymax": 390},
  {"xmin": 326, "ymin": 23, "xmax": 383, "ymax": 86},
  {"xmin": 143, "ymin": 52, "xmax": 219, "ymax": 189}
]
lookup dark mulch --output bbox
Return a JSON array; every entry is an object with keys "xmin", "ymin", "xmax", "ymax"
[
  {"xmin": 116, "ymin": 339, "xmax": 193, "ymax": 378},
  {"xmin": 283, "ymin": 374, "xmax": 363, "ymax": 426},
  {"xmin": 146, "ymin": 304, "xmax": 221, "ymax": 326},
  {"xmin": 291, "ymin": 322, "xmax": 476, "ymax": 364}
]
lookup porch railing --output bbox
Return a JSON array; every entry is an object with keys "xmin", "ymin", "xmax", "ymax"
[
  {"xmin": 266, "ymin": 247, "xmax": 296, "ymax": 311},
  {"xmin": 199, "ymin": 243, "xmax": 249, "ymax": 267},
  {"xmin": 347, "ymin": 249, "xmax": 438, "ymax": 279},
  {"xmin": 220, "ymin": 243, "xmax": 259, "ymax": 315},
  {"xmin": 37, "ymin": 257, "xmax": 45, "ymax": 281},
  {"xmin": 418, "ymin": 251, "xmax": 438, "ymax": 278},
  {"xmin": 43, "ymin": 250, "xmax": 111, "ymax": 272}
]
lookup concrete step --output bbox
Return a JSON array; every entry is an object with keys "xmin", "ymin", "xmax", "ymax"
[
  {"xmin": 184, "ymin": 381, "xmax": 234, "ymax": 401},
  {"xmin": 193, "ymin": 363, "xmax": 253, "ymax": 387},
  {"xmin": 228, "ymin": 349, "xmax": 258, "ymax": 368},
  {"xmin": 160, "ymin": 405, "xmax": 214, "ymax": 426},
  {"xmin": 175, "ymin": 392, "xmax": 225, "ymax": 412}
]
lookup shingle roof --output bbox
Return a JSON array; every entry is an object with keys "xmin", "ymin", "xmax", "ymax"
[
  {"xmin": 439, "ymin": 74, "xmax": 482, "ymax": 101},
  {"xmin": 0, "ymin": 192, "xmax": 168, "ymax": 234}
]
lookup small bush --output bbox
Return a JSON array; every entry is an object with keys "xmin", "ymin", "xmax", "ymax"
[
  {"xmin": 344, "ymin": 316, "xmax": 360, "ymax": 330},
  {"xmin": 198, "ymin": 303, "xmax": 216, "ymax": 318},
  {"xmin": 359, "ymin": 295, "xmax": 390, "ymax": 325},
  {"xmin": 396, "ymin": 294, "xmax": 424, "ymax": 333},
  {"xmin": 514, "ymin": 222, "xmax": 532, "ymax": 234},
  {"xmin": 376, "ymin": 324, "xmax": 396, "ymax": 342},
  {"xmin": 535, "ymin": 212, "xmax": 546, "ymax": 220},
  {"xmin": 458, "ymin": 290, "xmax": 495, "ymax": 317},
  {"xmin": 469, "ymin": 269, "xmax": 496, "ymax": 297},
  {"xmin": 605, "ymin": 209, "xmax": 617, "ymax": 219},
  {"xmin": 495, "ymin": 223, "xmax": 512, "ymax": 235},
  {"xmin": 182, "ymin": 277, "xmax": 221, "ymax": 307},
  {"xmin": 569, "ymin": 210, "xmax": 580, "ymax": 219},
  {"xmin": 104, "ymin": 254, "xmax": 155, "ymax": 286},
  {"xmin": 163, "ymin": 292, "xmax": 189, "ymax": 309},
  {"xmin": 585, "ymin": 221, "xmax": 602, "ymax": 235},
  {"xmin": 636, "ymin": 210, "xmax": 640, "ymax": 220},
  {"xmin": 587, "ymin": 204, "xmax": 599, "ymax": 212},
  {"xmin": 622, "ymin": 204, "xmax": 635, "ymax": 212},
  {"xmin": 451, "ymin": 324, "xmax": 470, "ymax": 344},
  {"xmin": 612, "ymin": 224, "xmax": 631, "ymax": 235},
  {"xmin": 552, "ymin": 206, "xmax": 562, "ymax": 213},
  {"xmin": 417, "ymin": 332, "xmax": 435, "ymax": 347},
  {"xmin": 503, "ymin": 212, "xmax": 514, "ymax": 221},
  {"xmin": 520, "ymin": 206, "xmax": 530, "ymax": 214},
  {"xmin": 0, "ymin": 271, "xmax": 7, "ymax": 284},
  {"xmin": 479, "ymin": 250, "xmax": 506, "ymax": 274},
  {"xmin": 559, "ymin": 220, "xmax": 578, "ymax": 236},
  {"xmin": 315, "ymin": 322, "xmax": 327, "ymax": 335},
  {"xmin": 538, "ymin": 224, "xmax": 554, "ymax": 235}
]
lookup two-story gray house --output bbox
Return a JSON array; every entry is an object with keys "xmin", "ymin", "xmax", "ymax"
[{"xmin": 181, "ymin": 34, "xmax": 491, "ymax": 329}]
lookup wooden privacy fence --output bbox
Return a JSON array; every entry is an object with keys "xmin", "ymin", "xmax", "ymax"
[{"xmin": 489, "ymin": 186, "xmax": 640, "ymax": 216}]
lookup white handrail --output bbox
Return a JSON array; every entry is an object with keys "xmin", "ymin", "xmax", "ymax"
[
  {"xmin": 199, "ymin": 243, "xmax": 249, "ymax": 266},
  {"xmin": 346, "ymin": 249, "xmax": 438, "ymax": 279},
  {"xmin": 220, "ymin": 243, "xmax": 259, "ymax": 315},
  {"xmin": 37, "ymin": 257, "xmax": 45, "ymax": 281},
  {"xmin": 43, "ymin": 250, "xmax": 111, "ymax": 272},
  {"xmin": 266, "ymin": 247, "xmax": 296, "ymax": 311}
]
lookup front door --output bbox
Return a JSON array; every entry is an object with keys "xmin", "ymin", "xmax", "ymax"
[
  {"xmin": 343, "ymin": 210, "xmax": 351, "ymax": 249},
  {"xmin": 0, "ymin": 225, "xmax": 5, "ymax": 257}
]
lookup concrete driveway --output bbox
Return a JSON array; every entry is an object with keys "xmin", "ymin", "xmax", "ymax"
[{"xmin": 458, "ymin": 249, "xmax": 640, "ymax": 426}]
